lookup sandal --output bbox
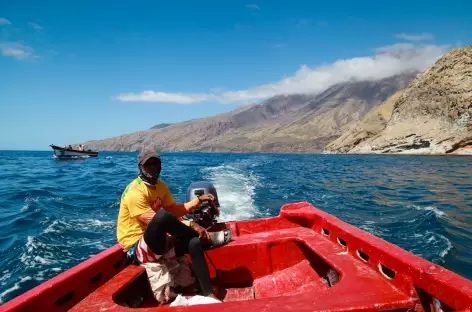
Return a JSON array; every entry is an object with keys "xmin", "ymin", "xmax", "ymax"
[{"xmin": 208, "ymin": 229, "xmax": 232, "ymax": 248}]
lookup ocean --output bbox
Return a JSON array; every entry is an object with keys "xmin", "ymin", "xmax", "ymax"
[{"xmin": 0, "ymin": 151, "xmax": 471, "ymax": 304}]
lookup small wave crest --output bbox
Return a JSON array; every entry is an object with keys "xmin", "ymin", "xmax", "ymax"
[
  {"xmin": 420, "ymin": 231, "xmax": 454, "ymax": 263},
  {"xmin": 354, "ymin": 215, "xmax": 453, "ymax": 265},
  {"xmin": 0, "ymin": 276, "xmax": 32, "ymax": 304},
  {"xmin": 410, "ymin": 205, "xmax": 446, "ymax": 218},
  {"xmin": 18, "ymin": 217, "xmax": 116, "ymax": 275},
  {"xmin": 18, "ymin": 195, "xmax": 63, "ymax": 213},
  {"xmin": 440, "ymin": 239, "xmax": 453, "ymax": 258},
  {"xmin": 8, "ymin": 190, "xmax": 58, "ymax": 201},
  {"xmin": 20, "ymin": 204, "xmax": 29, "ymax": 212},
  {"xmin": 434, "ymin": 233, "xmax": 454, "ymax": 259},
  {"xmin": 21, "ymin": 236, "xmax": 59, "ymax": 268},
  {"xmin": 42, "ymin": 218, "xmax": 115, "ymax": 234}
]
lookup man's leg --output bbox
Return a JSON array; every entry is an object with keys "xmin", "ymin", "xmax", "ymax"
[
  {"xmin": 174, "ymin": 236, "xmax": 214, "ymax": 296},
  {"xmin": 187, "ymin": 237, "xmax": 214, "ymax": 296},
  {"xmin": 144, "ymin": 209, "xmax": 214, "ymax": 296},
  {"xmin": 143, "ymin": 208, "xmax": 198, "ymax": 255}
]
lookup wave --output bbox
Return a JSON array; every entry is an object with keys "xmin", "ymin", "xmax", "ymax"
[
  {"xmin": 42, "ymin": 218, "xmax": 116, "ymax": 234},
  {"xmin": 410, "ymin": 205, "xmax": 447, "ymax": 218},
  {"xmin": 0, "ymin": 276, "xmax": 32, "ymax": 304},
  {"xmin": 20, "ymin": 203, "xmax": 29, "ymax": 212},
  {"xmin": 0, "ymin": 270, "xmax": 12, "ymax": 285},
  {"xmin": 8, "ymin": 190, "xmax": 58, "ymax": 201},
  {"xmin": 439, "ymin": 236, "xmax": 454, "ymax": 258},
  {"xmin": 343, "ymin": 202, "xmax": 453, "ymax": 266},
  {"xmin": 18, "ymin": 225, "xmax": 114, "ymax": 281},
  {"xmin": 421, "ymin": 232, "xmax": 454, "ymax": 263},
  {"xmin": 21, "ymin": 236, "xmax": 57, "ymax": 268},
  {"xmin": 357, "ymin": 219, "xmax": 453, "ymax": 264}
]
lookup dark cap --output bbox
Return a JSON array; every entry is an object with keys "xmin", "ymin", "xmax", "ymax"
[{"xmin": 138, "ymin": 149, "xmax": 160, "ymax": 166}]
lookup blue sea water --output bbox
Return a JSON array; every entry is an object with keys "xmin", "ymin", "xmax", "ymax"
[{"xmin": 0, "ymin": 150, "xmax": 471, "ymax": 304}]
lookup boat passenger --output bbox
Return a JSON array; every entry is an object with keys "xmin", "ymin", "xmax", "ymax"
[{"xmin": 116, "ymin": 148, "xmax": 230, "ymax": 301}]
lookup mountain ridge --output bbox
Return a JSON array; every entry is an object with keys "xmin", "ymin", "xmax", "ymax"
[{"xmin": 82, "ymin": 73, "xmax": 417, "ymax": 153}]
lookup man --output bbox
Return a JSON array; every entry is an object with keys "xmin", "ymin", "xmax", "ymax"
[{"xmin": 117, "ymin": 148, "xmax": 229, "ymax": 299}]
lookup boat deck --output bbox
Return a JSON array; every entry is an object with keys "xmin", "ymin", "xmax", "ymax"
[
  {"xmin": 3, "ymin": 202, "xmax": 471, "ymax": 312},
  {"xmin": 70, "ymin": 226, "xmax": 415, "ymax": 311}
]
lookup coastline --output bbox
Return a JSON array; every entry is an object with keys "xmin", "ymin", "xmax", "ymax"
[{"xmin": 2, "ymin": 146, "xmax": 471, "ymax": 157}]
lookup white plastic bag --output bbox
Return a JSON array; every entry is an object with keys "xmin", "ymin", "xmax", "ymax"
[{"xmin": 169, "ymin": 294, "xmax": 221, "ymax": 307}]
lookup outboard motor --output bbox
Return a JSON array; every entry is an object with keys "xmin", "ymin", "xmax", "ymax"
[{"xmin": 184, "ymin": 181, "xmax": 220, "ymax": 228}]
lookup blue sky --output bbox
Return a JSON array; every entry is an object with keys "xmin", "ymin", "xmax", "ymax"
[{"xmin": 0, "ymin": 0, "xmax": 471, "ymax": 150}]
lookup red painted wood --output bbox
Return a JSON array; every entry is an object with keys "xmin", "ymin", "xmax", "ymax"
[
  {"xmin": 221, "ymin": 287, "xmax": 254, "ymax": 302},
  {"xmin": 253, "ymin": 260, "xmax": 326, "ymax": 299},
  {"xmin": 0, "ymin": 245, "xmax": 126, "ymax": 312},
  {"xmin": 1, "ymin": 202, "xmax": 471, "ymax": 312}
]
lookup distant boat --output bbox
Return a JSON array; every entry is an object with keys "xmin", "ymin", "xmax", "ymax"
[{"xmin": 50, "ymin": 144, "xmax": 98, "ymax": 159}]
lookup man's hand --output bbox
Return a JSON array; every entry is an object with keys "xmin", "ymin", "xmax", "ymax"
[
  {"xmin": 198, "ymin": 193, "xmax": 214, "ymax": 203},
  {"xmin": 191, "ymin": 222, "xmax": 210, "ymax": 242},
  {"xmin": 198, "ymin": 194, "xmax": 219, "ymax": 216}
]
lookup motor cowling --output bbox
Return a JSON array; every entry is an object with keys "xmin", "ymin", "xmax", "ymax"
[{"xmin": 184, "ymin": 181, "xmax": 220, "ymax": 228}]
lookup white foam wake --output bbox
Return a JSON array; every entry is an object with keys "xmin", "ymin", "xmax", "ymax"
[{"xmin": 202, "ymin": 164, "xmax": 261, "ymax": 222}]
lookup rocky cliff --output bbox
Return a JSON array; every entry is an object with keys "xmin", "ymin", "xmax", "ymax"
[
  {"xmin": 83, "ymin": 74, "xmax": 415, "ymax": 153},
  {"xmin": 324, "ymin": 91, "xmax": 404, "ymax": 153},
  {"xmin": 325, "ymin": 46, "xmax": 472, "ymax": 155}
]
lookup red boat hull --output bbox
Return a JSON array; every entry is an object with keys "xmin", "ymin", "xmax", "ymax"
[{"xmin": 1, "ymin": 202, "xmax": 471, "ymax": 311}]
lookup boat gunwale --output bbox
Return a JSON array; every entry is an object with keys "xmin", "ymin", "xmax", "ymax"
[{"xmin": 1, "ymin": 202, "xmax": 471, "ymax": 311}]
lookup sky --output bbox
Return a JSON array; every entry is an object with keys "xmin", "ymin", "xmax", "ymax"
[{"xmin": 0, "ymin": 0, "xmax": 471, "ymax": 150}]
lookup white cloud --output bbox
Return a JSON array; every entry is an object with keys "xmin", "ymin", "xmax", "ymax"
[
  {"xmin": 114, "ymin": 43, "xmax": 448, "ymax": 104},
  {"xmin": 0, "ymin": 17, "xmax": 11, "ymax": 25},
  {"xmin": 245, "ymin": 4, "xmax": 260, "ymax": 10},
  {"xmin": 28, "ymin": 22, "xmax": 42, "ymax": 30},
  {"xmin": 115, "ymin": 91, "xmax": 213, "ymax": 104},
  {"xmin": 395, "ymin": 33, "xmax": 434, "ymax": 41},
  {"xmin": 0, "ymin": 42, "xmax": 35, "ymax": 60}
]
